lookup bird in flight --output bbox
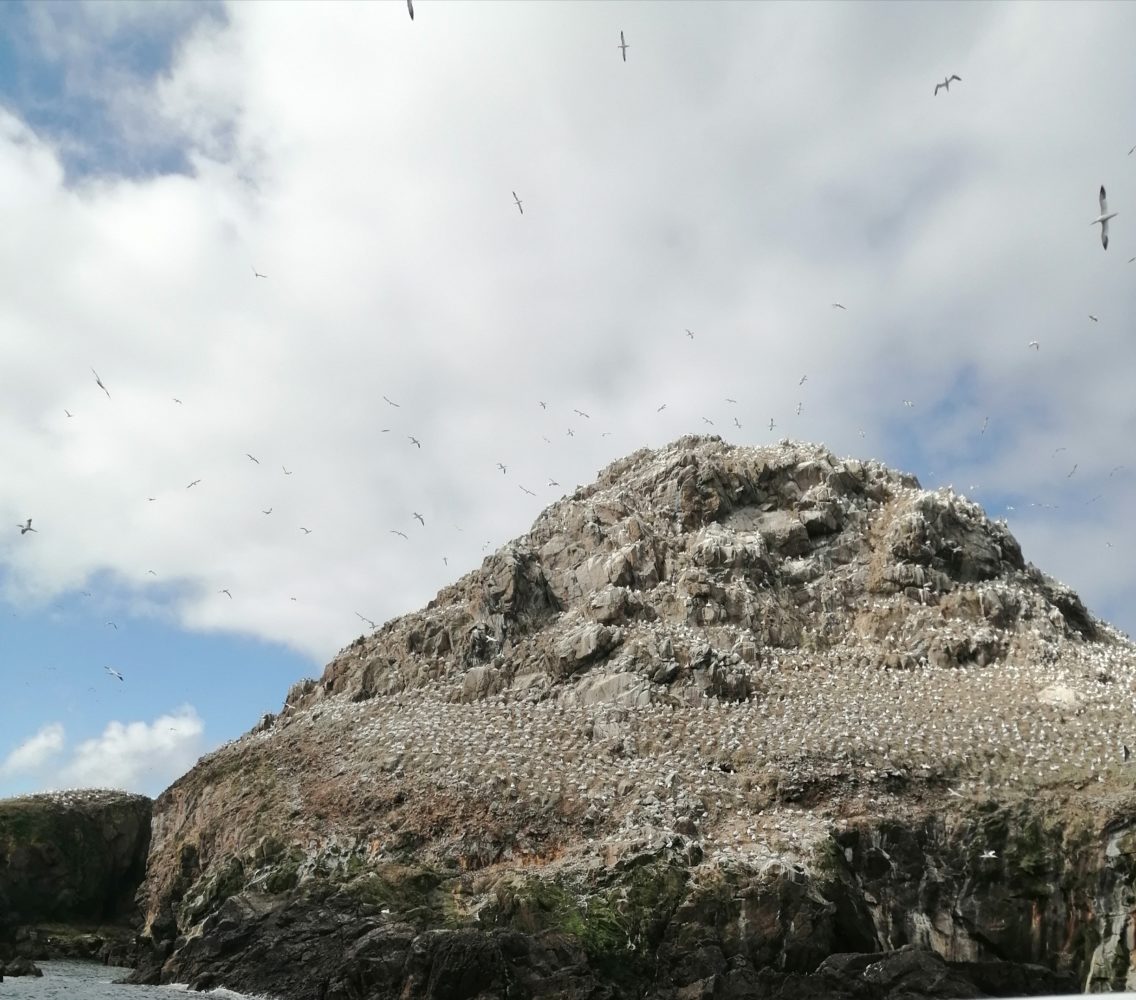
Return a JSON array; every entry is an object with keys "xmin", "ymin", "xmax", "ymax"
[
  {"xmin": 702, "ymin": 416, "xmax": 714, "ymax": 426},
  {"xmin": 413, "ymin": 512, "xmax": 425, "ymax": 526},
  {"xmin": 262, "ymin": 508, "xmax": 272, "ymax": 515},
  {"xmin": 105, "ymin": 621, "xmax": 117, "ymax": 630},
  {"xmin": 831, "ymin": 303, "xmax": 846, "ymax": 310},
  {"xmin": 573, "ymin": 409, "xmax": 590, "ymax": 419},
  {"xmin": 300, "ymin": 527, "xmax": 312, "ymax": 534},
  {"xmin": 933, "ymin": 74, "xmax": 961, "ymax": 95},
  {"xmin": 768, "ymin": 418, "xmax": 775, "ymax": 431},
  {"xmin": 17, "ymin": 518, "xmax": 36, "ymax": 535},
  {"xmin": 799, "ymin": 375, "xmax": 808, "ymax": 386},
  {"xmin": 104, "ymin": 666, "xmax": 124, "ymax": 682},
  {"xmin": 407, "ymin": 0, "xmax": 413, "ymax": 19},
  {"xmin": 1067, "ymin": 464, "xmax": 1078, "ymax": 478},
  {"xmin": 618, "ymin": 30, "xmax": 629, "ymax": 61},
  {"xmin": 1028, "ymin": 341, "xmax": 1040, "ymax": 350},
  {"xmin": 246, "ymin": 454, "xmax": 260, "ymax": 464},
  {"xmin": 147, "ymin": 497, "xmax": 157, "ymax": 502},
  {"xmin": 657, "ymin": 403, "xmax": 667, "ymax": 412},
  {"xmin": 187, "ymin": 479, "xmax": 201, "ymax": 488},
  {"xmin": 796, "ymin": 402, "xmax": 803, "ymax": 416},
  {"xmin": 512, "ymin": 191, "xmax": 523, "ymax": 215},
  {"xmin": 408, "ymin": 435, "xmax": 421, "ymax": 448},
  {"xmin": 390, "ymin": 529, "xmax": 409, "ymax": 539},
  {"xmin": 548, "ymin": 478, "xmax": 559, "ymax": 487},
  {"xmin": 733, "ymin": 416, "xmax": 742, "ymax": 429},
  {"xmin": 519, "ymin": 485, "xmax": 536, "ymax": 497},
  {"xmin": 566, "ymin": 427, "xmax": 574, "ymax": 437},
  {"xmin": 539, "ymin": 401, "xmax": 547, "ymax": 409},
  {"xmin": 356, "ymin": 612, "xmax": 376, "ymax": 629},
  {"xmin": 685, "ymin": 329, "xmax": 695, "ymax": 339},
  {"xmin": 147, "ymin": 569, "xmax": 157, "ymax": 576},
  {"xmin": 283, "ymin": 466, "xmax": 292, "ymax": 475},
  {"xmin": 1092, "ymin": 185, "xmax": 1117, "ymax": 249},
  {"xmin": 496, "ymin": 462, "xmax": 507, "ymax": 474},
  {"xmin": 173, "ymin": 398, "xmax": 182, "ymax": 404},
  {"xmin": 92, "ymin": 368, "xmax": 111, "ymax": 398},
  {"xmin": 903, "ymin": 400, "xmax": 914, "ymax": 408},
  {"xmin": 252, "ymin": 266, "xmax": 268, "ymax": 279},
  {"xmin": 382, "ymin": 395, "xmax": 400, "ymax": 407},
  {"xmin": 980, "ymin": 416, "xmax": 989, "ymax": 435},
  {"xmin": 1089, "ymin": 314, "xmax": 1099, "ymax": 322},
  {"xmin": 220, "ymin": 588, "xmax": 232, "ymax": 598},
  {"xmin": 725, "ymin": 397, "xmax": 737, "ymax": 404},
  {"xmin": 64, "ymin": 409, "xmax": 73, "ymax": 418}
]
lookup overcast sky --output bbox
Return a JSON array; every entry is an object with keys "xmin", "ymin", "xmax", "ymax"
[{"xmin": 2, "ymin": 0, "xmax": 1134, "ymax": 799}]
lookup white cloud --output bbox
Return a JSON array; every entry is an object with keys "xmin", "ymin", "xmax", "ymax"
[
  {"xmin": 0, "ymin": 0, "xmax": 1135, "ymax": 667},
  {"xmin": 57, "ymin": 706, "xmax": 205, "ymax": 794},
  {"xmin": 1, "ymin": 722, "xmax": 65, "ymax": 776}
]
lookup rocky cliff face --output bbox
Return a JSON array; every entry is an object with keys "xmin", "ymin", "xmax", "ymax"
[
  {"xmin": 0, "ymin": 789, "xmax": 151, "ymax": 965},
  {"xmin": 130, "ymin": 436, "xmax": 1136, "ymax": 998}
]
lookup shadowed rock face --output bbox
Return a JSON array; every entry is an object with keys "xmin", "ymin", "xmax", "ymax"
[
  {"xmin": 0, "ymin": 789, "xmax": 151, "ymax": 965},
  {"xmin": 128, "ymin": 437, "xmax": 1136, "ymax": 998}
]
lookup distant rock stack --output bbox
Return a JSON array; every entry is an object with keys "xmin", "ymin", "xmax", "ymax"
[{"xmin": 130, "ymin": 437, "xmax": 1136, "ymax": 999}]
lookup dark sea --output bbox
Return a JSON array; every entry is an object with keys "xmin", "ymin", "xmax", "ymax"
[{"xmin": 0, "ymin": 963, "xmax": 261, "ymax": 1000}]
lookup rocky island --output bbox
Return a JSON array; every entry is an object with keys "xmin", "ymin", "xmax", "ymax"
[
  {"xmin": 0, "ymin": 788, "xmax": 151, "ymax": 972},
  {"xmin": 108, "ymin": 436, "xmax": 1136, "ymax": 997}
]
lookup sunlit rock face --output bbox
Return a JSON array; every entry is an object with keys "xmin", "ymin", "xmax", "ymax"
[{"xmin": 131, "ymin": 436, "xmax": 1136, "ymax": 999}]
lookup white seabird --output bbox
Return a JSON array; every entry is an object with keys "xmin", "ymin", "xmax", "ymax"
[
  {"xmin": 1092, "ymin": 185, "xmax": 1117, "ymax": 249},
  {"xmin": 618, "ymin": 30, "xmax": 629, "ymax": 62},
  {"xmin": 512, "ymin": 191, "xmax": 523, "ymax": 215},
  {"xmin": 104, "ymin": 666, "xmax": 124, "ymax": 681}
]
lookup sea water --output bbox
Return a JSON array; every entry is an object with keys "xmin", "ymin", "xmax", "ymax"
[{"xmin": 0, "ymin": 962, "xmax": 264, "ymax": 1000}]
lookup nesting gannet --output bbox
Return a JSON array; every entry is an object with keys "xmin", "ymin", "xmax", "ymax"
[
  {"xmin": 1092, "ymin": 186, "xmax": 1117, "ymax": 249},
  {"xmin": 104, "ymin": 666, "xmax": 124, "ymax": 682},
  {"xmin": 512, "ymin": 191, "xmax": 523, "ymax": 215},
  {"xmin": 17, "ymin": 518, "xmax": 36, "ymax": 535},
  {"xmin": 618, "ymin": 30, "xmax": 629, "ymax": 62},
  {"xmin": 92, "ymin": 368, "xmax": 111, "ymax": 398},
  {"xmin": 413, "ymin": 512, "xmax": 425, "ymax": 526},
  {"xmin": 934, "ymin": 74, "xmax": 961, "ymax": 96}
]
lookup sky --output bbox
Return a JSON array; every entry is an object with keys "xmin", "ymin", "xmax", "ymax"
[{"xmin": 2, "ymin": 0, "xmax": 1135, "ymax": 799}]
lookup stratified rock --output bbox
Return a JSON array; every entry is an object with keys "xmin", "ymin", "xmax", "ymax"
[{"xmin": 127, "ymin": 437, "xmax": 1136, "ymax": 999}]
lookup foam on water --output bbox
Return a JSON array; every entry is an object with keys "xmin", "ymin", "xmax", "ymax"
[{"xmin": 0, "ymin": 962, "xmax": 269, "ymax": 1000}]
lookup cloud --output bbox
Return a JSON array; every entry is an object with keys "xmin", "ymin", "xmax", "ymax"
[
  {"xmin": 56, "ymin": 706, "xmax": 205, "ymax": 793},
  {"xmin": 0, "ymin": 0, "xmax": 1135, "ymax": 670},
  {"xmin": 1, "ymin": 722, "xmax": 65, "ymax": 776}
]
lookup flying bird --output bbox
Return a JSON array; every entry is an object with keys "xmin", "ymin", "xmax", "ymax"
[
  {"xmin": 220, "ymin": 588, "xmax": 232, "ymax": 598},
  {"xmin": 685, "ymin": 329, "xmax": 695, "ymax": 339},
  {"xmin": 252, "ymin": 266, "xmax": 268, "ymax": 279},
  {"xmin": 496, "ymin": 463, "xmax": 507, "ymax": 474},
  {"xmin": 548, "ymin": 478, "xmax": 560, "ymax": 487},
  {"xmin": 768, "ymin": 418, "xmax": 775, "ymax": 431},
  {"xmin": 539, "ymin": 401, "xmax": 546, "ymax": 409},
  {"xmin": 1067, "ymin": 464, "xmax": 1078, "ymax": 478},
  {"xmin": 173, "ymin": 398, "xmax": 182, "ymax": 404},
  {"xmin": 512, "ymin": 191, "xmax": 523, "ymax": 215},
  {"xmin": 702, "ymin": 417, "xmax": 714, "ymax": 426},
  {"xmin": 356, "ymin": 612, "xmax": 376, "ymax": 629},
  {"xmin": 725, "ymin": 397, "xmax": 737, "ymax": 404},
  {"xmin": 796, "ymin": 402, "xmax": 803, "ymax": 416},
  {"xmin": 934, "ymin": 74, "xmax": 961, "ymax": 95},
  {"xmin": 64, "ymin": 409, "xmax": 73, "ymax": 417},
  {"xmin": 733, "ymin": 417, "xmax": 741, "ymax": 429},
  {"xmin": 1028, "ymin": 341, "xmax": 1040, "ymax": 350},
  {"xmin": 1092, "ymin": 185, "xmax": 1117, "ymax": 249},
  {"xmin": 799, "ymin": 375, "xmax": 808, "ymax": 385},
  {"xmin": 186, "ymin": 480, "xmax": 201, "ymax": 488},
  {"xmin": 566, "ymin": 427, "xmax": 574, "ymax": 437},
  {"xmin": 105, "ymin": 621, "xmax": 117, "ymax": 630},
  {"xmin": 573, "ymin": 409, "xmax": 590, "ymax": 418},
  {"xmin": 147, "ymin": 569, "xmax": 157, "ymax": 576},
  {"xmin": 91, "ymin": 368, "xmax": 111, "ymax": 398},
  {"xmin": 980, "ymin": 416, "xmax": 989, "ymax": 435},
  {"xmin": 390, "ymin": 529, "xmax": 409, "ymax": 539},
  {"xmin": 903, "ymin": 400, "xmax": 914, "ymax": 408},
  {"xmin": 407, "ymin": 0, "xmax": 414, "ymax": 19},
  {"xmin": 382, "ymin": 395, "xmax": 400, "ymax": 407},
  {"xmin": 618, "ymin": 30, "xmax": 629, "ymax": 62},
  {"xmin": 17, "ymin": 518, "xmax": 36, "ymax": 535},
  {"xmin": 300, "ymin": 527, "xmax": 311, "ymax": 534},
  {"xmin": 1089, "ymin": 314, "xmax": 1099, "ymax": 322},
  {"xmin": 283, "ymin": 466, "xmax": 292, "ymax": 475},
  {"xmin": 657, "ymin": 403, "xmax": 667, "ymax": 412},
  {"xmin": 831, "ymin": 303, "xmax": 846, "ymax": 310},
  {"xmin": 413, "ymin": 512, "xmax": 425, "ymax": 526},
  {"xmin": 408, "ymin": 435, "xmax": 421, "ymax": 448},
  {"xmin": 246, "ymin": 454, "xmax": 260, "ymax": 464},
  {"xmin": 104, "ymin": 666, "xmax": 124, "ymax": 682},
  {"xmin": 519, "ymin": 485, "xmax": 536, "ymax": 497},
  {"xmin": 262, "ymin": 508, "xmax": 272, "ymax": 515}
]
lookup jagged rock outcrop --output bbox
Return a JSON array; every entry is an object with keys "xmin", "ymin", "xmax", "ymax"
[
  {"xmin": 129, "ymin": 437, "xmax": 1136, "ymax": 998},
  {"xmin": 0, "ymin": 789, "xmax": 151, "ymax": 966}
]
